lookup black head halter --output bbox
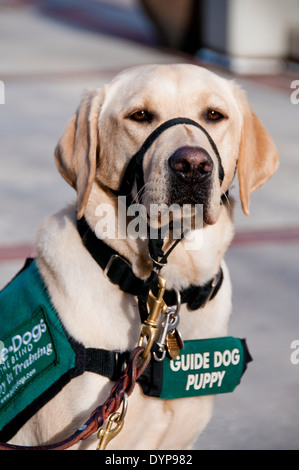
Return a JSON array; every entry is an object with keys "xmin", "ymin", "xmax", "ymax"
[
  {"xmin": 113, "ymin": 117, "xmax": 225, "ymax": 204},
  {"xmin": 111, "ymin": 117, "xmax": 225, "ymax": 269}
]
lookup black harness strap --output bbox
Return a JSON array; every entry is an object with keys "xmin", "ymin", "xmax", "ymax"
[{"xmin": 84, "ymin": 348, "xmax": 130, "ymax": 381}]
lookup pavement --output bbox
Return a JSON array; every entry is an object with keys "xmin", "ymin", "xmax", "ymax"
[{"xmin": 0, "ymin": 0, "xmax": 299, "ymax": 450}]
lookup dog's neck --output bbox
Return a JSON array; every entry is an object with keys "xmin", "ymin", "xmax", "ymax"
[{"xmin": 83, "ymin": 184, "xmax": 235, "ymax": 289}]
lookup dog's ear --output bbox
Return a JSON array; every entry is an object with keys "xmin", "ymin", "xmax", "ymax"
[
  {"xmin": 236, "ymin": 88, "xmax": 279, "ymax": 216},
  {"xmin": 55, "ymin": 88, "xmax": 104, "ymax": 219}
]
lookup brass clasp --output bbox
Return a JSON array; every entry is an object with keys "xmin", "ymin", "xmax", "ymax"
[
  {"xmin": 138, "ymin": 274, "xmax": 167, "ymax": 360},
  {"xmin": 96, "ymin": 393, "xmax": 128, "ymax": 450}
]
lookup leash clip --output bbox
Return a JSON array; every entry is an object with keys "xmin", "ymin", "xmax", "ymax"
[
  {"xmin": 153, "ymin": 287, "xmax": 181, "ymax": 362},
  {"xmin": 96, "ymin": 393, "xmax": 128, "ymax": 450},
  {"xmin": 138, "ymin": 274, "xmax": 167, "ymax": 360}
]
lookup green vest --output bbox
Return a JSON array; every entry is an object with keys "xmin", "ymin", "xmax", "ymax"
[{"xmin": 0, "ymin": 259, "xmax": 252, "ymax": 442}]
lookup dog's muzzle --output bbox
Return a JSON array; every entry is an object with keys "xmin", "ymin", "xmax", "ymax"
[
  {"xmin": 113, "ymin": 117, "xmax": 224, "ymax": 204},
  {"xmin": 167, "ymin": 145, "xmax": 215, "ymax": 206}
]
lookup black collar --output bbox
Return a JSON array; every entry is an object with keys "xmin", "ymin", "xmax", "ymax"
[{"xmin": 77, "ymin": 217, "xmax": 223, "ymax": 312}]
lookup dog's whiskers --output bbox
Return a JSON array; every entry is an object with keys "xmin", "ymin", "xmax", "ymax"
[
  {"xmin": 131, "ymin": 182, "xmax": 154, "ymax": 204},
  {"xmin": 221, "ymin": 189, "xmax": 232, "ymax": 210}
]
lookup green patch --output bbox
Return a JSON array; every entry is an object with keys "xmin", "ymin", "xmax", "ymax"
[{"xmin": 160, "ymin": 337, "xmax": 246, "ymax": 399}]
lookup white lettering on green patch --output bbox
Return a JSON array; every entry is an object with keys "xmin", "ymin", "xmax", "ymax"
[
  {"xmin": 160, "ymin": 337, "xmax": 245, "ymax": 399},
  {"xmin": 0, "ymin": 307, "xmax": 57, "ymax": 407}
]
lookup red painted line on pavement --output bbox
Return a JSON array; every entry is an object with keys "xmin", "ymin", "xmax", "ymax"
[
  {"xmin": 0, "ymin": 228, "xmax": 298, "ymax": 262},
  {"xmin": 0, "ymin": 244, "xmax": 34, "ymax": 262},
  {"xmin": 232, "ymin": 227, "xmax": 299, "ymax": 246}
]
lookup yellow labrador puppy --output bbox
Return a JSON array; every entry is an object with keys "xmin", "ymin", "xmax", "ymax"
[{"xmin": 9, "ymin": 64, "xmax": 279, "ymax": 449}]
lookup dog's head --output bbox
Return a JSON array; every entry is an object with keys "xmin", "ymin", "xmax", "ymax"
[{"xmin": 55, "ymin": 64, "xmax": 279, "ymax": 224}]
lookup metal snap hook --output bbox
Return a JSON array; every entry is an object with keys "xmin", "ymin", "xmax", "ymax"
[{"xmin": 96, "ymin": 393, "xmax": 128, "ymax": 450}]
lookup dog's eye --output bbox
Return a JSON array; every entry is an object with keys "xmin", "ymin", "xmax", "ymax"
[
  {"xmin": 129, "ymin": 110, "xmax": 153, "ymax": 123},
  {"xmin": 207, "ymin": 110, "xmax": 224, "ymax": 122}
]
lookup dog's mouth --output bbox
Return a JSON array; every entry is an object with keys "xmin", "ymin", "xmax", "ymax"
[
  {"xmin": 166, "ymin": 188, "xmax": 214, "ymax": 227},
  {"xmin": 167, "ymin": 175, "xmax": 212, "ymax": 206}
]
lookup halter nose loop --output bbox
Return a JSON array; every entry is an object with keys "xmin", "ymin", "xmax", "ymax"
[{"xmin": 114, "ymin": 117, "xmax": 224, "ymax": 203}]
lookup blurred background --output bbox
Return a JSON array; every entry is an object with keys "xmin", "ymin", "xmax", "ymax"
[{"xmin": 0, "ymin": 0, "xmax": 298, "ymax": 450}]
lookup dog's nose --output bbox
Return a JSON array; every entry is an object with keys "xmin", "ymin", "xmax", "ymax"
[{"xmin": 168, "ymin": 146, "xmax": 213, "ymax": 181}]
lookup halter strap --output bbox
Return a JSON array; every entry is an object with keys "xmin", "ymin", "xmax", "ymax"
[{"xmin": 113, "ymin": 117, "xmax": 225, "ymax": 201}]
